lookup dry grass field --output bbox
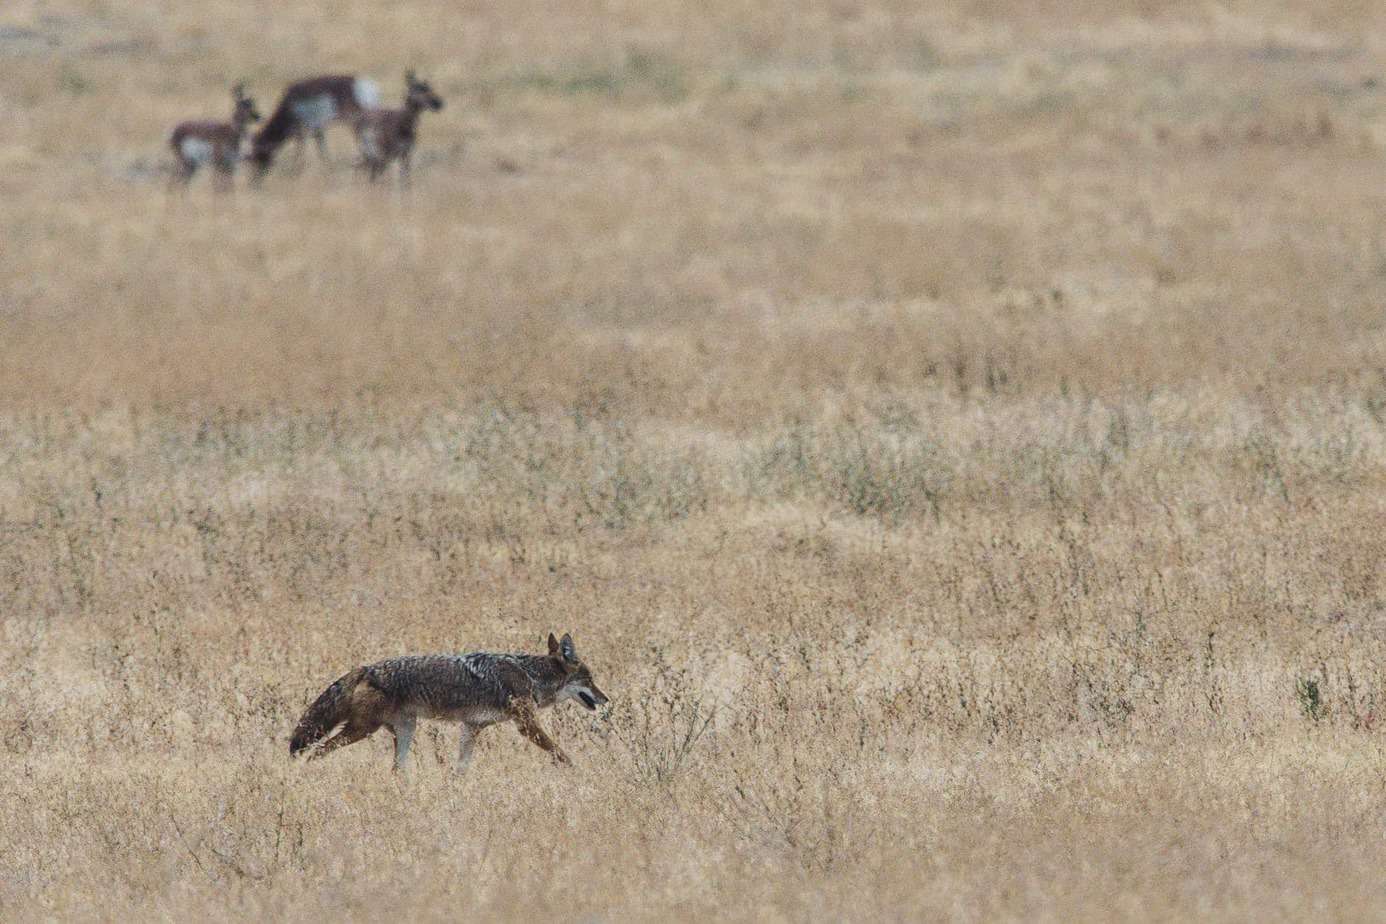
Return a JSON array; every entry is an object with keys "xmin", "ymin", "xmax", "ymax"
[{"xmin": 7, "ymin": 0, "xmax": 1386, "ymax": 918}]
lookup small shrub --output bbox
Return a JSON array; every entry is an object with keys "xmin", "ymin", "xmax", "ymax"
[{"xmin": 1296, "ymin": 676, "xmax": 1326, "ymax": 722}]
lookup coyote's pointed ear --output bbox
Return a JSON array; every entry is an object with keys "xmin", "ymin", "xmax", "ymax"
[
  {"xmin": 559, "ymin": 633, "xmax": 577, "ymax": 663},
  {"xmin": 548, "ymin": 633, "xmax": 562, "ymax": 658},
  {"xmin": 406, "ymin": 69, "xmax": 417, "ymax": 85}
]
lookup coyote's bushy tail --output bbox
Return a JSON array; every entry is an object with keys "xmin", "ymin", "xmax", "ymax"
[
  {"xmin": 290, "ymin": 667, "xmax": 366, "ymax": 756},
  {"xmin": 248, "ymin": 97, "xmax": 298, "ymax": 171}
]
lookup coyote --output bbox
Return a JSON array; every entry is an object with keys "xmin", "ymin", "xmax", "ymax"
[{"xmin": 290, "ymin": 633, "xmax": 608, "ymax": 771}]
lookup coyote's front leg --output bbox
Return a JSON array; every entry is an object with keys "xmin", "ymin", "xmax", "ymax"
[
  {"xmin": 389, "ymin": 715, "xmax": 416, "ymax": 772},
  {"xmin": 510, "ymin": 701, "xmax": 570, "ymax": 765},
  {"xmin": 457, "ymin": 722, "xmax": 478, "ymax": 773}
]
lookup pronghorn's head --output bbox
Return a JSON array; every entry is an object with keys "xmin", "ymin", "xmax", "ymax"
[
  {"xmin": 404, "ymin": 71, "xmax": 444, "ymax": 113},
  {"xmin": 548, "ymin": 632, "xmax": 609, "ymax": 711},
  {"xmin": 232, "ymin": 83, "xmax": 261, "ymax": 127}
]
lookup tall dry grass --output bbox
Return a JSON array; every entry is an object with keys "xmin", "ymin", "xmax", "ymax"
[{"xmin": 6, "ymin": 0, "xmax": 1386, "ymax": 919}]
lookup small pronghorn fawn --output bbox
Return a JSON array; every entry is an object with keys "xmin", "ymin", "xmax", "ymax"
[
  {"xmin": 290, "ymin": 633, "xmax": 609, "ymax": 772},
  {"xmin": 249, "ymin": 74, "xmax": 381, "ymax": 177},
  {"xmin": 355, "ymin": 71, "xmax": 445, "ymax": 184},
  {"xmin": 169, "ymin": 83, "xmax": 260, "ymax": 189}
]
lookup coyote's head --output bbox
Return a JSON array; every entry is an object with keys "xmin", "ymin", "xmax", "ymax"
[{"xmin": 548, "ymin": 632, "xmax": 609, "ymax": 711}]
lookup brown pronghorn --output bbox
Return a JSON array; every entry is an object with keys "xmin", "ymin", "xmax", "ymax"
[
  {"xmin": 355, "ymin": 71, "xmax": 444, "ymax": 183},
  {"xmin": 169, "ymin": 84, "xmax": 261, "ymax": 188},
  {"xmin": 249, "ymin": 74, "xmax": 381, "ymax": 177}
]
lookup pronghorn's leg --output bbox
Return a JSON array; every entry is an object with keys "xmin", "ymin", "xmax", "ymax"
[
  {"xmin": 308, "ymin": 719, "xmax": 380, "ymax": 760},
  {"xmin": 398, "ymin": 150, "xmax": 412, "ymax": 187},
  {"xmin": 286, "ymin": 132, "xmax": 307, "ymax": 174},
  {"xmin": 353, "ymin": 125, "xmax": 372, "ymax": 178},
  {"xmin": 456, "ymin": 722, "xmax": 477, "ymax": 773},
  {"xmin": 389, "ymin": 715, "xmax": 416, "ymax": 772},
  {"xmin": 170, "ymin": 160, "xmax": 194, "ymax": 189},
  {"xmin": 351, "ymin": 134, "xmax": 368, "ymax": 177},
  {"xmin": 510, "ymin": 702, "xmax": 571, "ymax": 765},
  {"xmin": 312, "ymin": 127, "xmax": 328, "ymax": 162},
  {"xmin": 212, "ymin": 162, "xmax": 234, "ymax": 193}
]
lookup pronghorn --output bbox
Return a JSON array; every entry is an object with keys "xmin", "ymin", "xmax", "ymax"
[
  {"xmin": 169, "ymin": 83, "xmax": 261, "ymax": 188},
  {"xmin": 355, "ymin": 71, "xmax": 445, "ymax": 183},
  {"xmin": 248, "ymin": 74, "xmax": 381, "ymax": 177}
]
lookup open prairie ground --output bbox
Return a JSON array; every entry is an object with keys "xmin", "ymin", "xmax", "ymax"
[{"xmin": 7, "ymin": 0, "xmax": 1386, "ymax": 919}]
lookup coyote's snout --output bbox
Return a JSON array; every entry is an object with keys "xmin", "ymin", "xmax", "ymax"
[{"xmin": 290, "ymin": 633, "xmax": 608, "ymax": 771}]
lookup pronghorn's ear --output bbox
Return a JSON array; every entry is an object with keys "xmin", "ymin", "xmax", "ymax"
[
  {"xmin": 559, "ymin": 633, "xmax": 578, "ymax": 663},
  {"xmin": 548, "ymin": 633, "xmax": 562, "ymax": 659}
]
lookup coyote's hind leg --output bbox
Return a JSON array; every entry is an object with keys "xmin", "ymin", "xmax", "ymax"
[{"xmin": 457, "ymin": 723, "xmax": 478, "ymax": 773}]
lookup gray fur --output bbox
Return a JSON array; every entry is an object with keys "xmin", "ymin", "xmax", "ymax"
[{"xmin": 290, "ymin": 634, "xmax": 608, "ymax": 772}]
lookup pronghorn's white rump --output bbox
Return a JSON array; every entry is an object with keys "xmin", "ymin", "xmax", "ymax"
[
  {"xmin": 177, "ymin": 137, "xmax": 213, "ymax": 167},
  {"xmin": 353, "ymin": 77, "xmax": 380, "ymax": 109}
]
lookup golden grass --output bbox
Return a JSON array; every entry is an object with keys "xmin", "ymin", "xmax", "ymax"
[{"xmin": 6, "ymin": 0, "xmax": 1386, "ymax": 919}]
